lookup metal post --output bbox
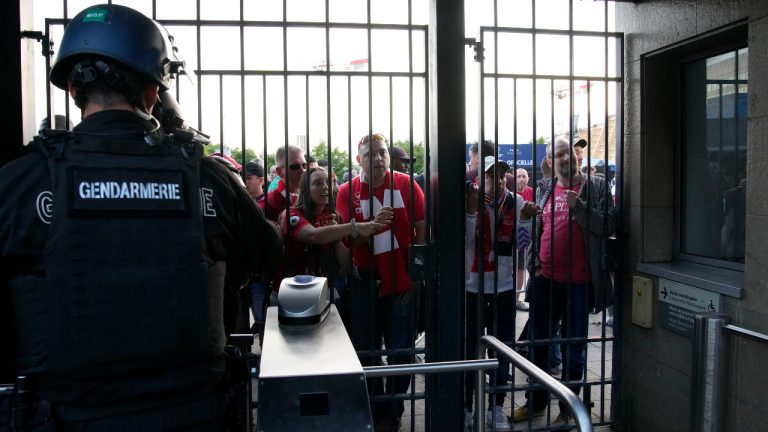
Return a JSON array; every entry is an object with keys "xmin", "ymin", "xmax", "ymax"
[
  {"xmin": 691, "ymin": 313, "xmax": 730, "ymax": 432},
  {"xmin": 475, "ymin": 366, "xmax": 485, "ymax": 432},
  {"xmin": 428, "ymin": 0, "xmax": 467, "ymax": 430}
]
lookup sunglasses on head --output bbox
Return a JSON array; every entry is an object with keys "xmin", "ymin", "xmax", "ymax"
[
  {"xmin": 288, "ymin": 162, "xmax": 308, "ymax": 171},
  {"xmin": 359, "ymin": 133, "xmax": 387, "ymax": 145}
]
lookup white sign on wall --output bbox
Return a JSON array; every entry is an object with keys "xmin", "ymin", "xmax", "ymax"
[{"xmin": 658, "ymin": 279, "xmax": 722, "ymax": 338}]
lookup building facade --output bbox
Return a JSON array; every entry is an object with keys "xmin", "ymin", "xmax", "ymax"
[{"xmin": 617, "ymin": 1, "xmax": 768, "ymax": 430}]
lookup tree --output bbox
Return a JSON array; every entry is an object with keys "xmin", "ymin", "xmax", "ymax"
[
  {"xmin": 203, "ymin": 144, "xmax": 217, "ymax": 157},
  {"xmin": 203, "ymin": 145, "xmax": 262, "ymax": 166},
  {"xmin": 230, "ymin": 147, "xmax": 257, "ymax": 165},
  {"xmin": 310, "ymin": 140, "xmax": 352, "ymax": 178},
  {"xmin": 392, "ymin": 140, "xmax": 425, "ymax": 175}
]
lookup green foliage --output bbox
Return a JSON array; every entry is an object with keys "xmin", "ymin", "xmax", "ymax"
[
  {"xmin": 528, "ymin": 135, "xmax": 547, "ymax": 145},
  {"xmin": 203, "ymin": 144, "xmax": 217, "ymax": 157},
  {"xmin": 265, "ymin": 154, "xmax": 276, "ymax": 172},
  {"xmin": 230, "ymin": 147, "xmax": 257, "ymax": 165},
  {"xmin": 392, "ymin": 140, "xmax": 425, "ymax": 175},
  {"xmin": 308, "ymin": 139, "xmax": 426, "ymax": 177},
  {"xmin": 203, "ymin": 144, "xmax": 267, "ymax": 168},
  {"xmin": 310, "ymin": 140, "xmax": 353, "ymax": 177}
]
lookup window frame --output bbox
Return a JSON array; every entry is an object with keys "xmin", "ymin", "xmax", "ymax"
[{"xmin": 674, "ymin": 39, "xmax": 747, "ymax": 272}]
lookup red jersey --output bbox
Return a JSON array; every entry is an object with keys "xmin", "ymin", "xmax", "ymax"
[
  {"xmin": 272, "ymin": 207, "xmax": 334, "ymax": 290},
  {"xmin": 335, "ymin": 170, "xmax": 425, "ymax": 295},
  {"xmin": 539, "ymin": 182, "xmax": 589, "ymax": 284},
  {"xmin": 258, "ymin": 178, "xmax": 297, "ymax": 222},
  {"xmin": 520, "ymin": 186, "xmax": 534, "ymax": 202}
]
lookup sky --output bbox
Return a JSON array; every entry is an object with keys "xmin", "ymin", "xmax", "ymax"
[{"xmin": 30, "ymin": 0, "xmax": 618, "ymax": 160}]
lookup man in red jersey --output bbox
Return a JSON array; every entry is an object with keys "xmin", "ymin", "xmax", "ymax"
[
  {"xmin": 259, "ymin": 144, "xmax": 306, "ymax": 222},
  {"xmin": 336, "ymin": 133, "xmax": 425, "ymax": 431}
]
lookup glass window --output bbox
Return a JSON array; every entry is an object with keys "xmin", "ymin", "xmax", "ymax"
[{"xmin": 681, "ymin": 47, "xmax": 747, "ymax": 264}]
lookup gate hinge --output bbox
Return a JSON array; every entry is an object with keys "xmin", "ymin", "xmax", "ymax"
[
  {"xmin": 464, "ymin": 38, "xmax": 485, "ymax": 63},
  {"xmin": 20, "ymin": 30, "xmax": 52, "ymax": 58}
]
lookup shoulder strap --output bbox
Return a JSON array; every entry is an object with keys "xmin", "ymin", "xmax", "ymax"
[
  {"xmin": 31, "ymin": 129, "xmax": 75, "ymax": 160},
  {"xmin": 31, "ymin": 131, "xmax": 77, "ymax": 196}
]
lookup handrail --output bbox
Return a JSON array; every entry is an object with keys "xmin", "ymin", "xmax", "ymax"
[
  {"xmin": 692, "ymin": 313, "xmax": 768, "ymax": 432},
  {"xmin": 722, "ymin": 323, "xmax": 768, "ymax": 344},
  {"xmin": 477, "ymin": 335, "xmax": 594, "ymax": 432},
  {"xmin": 363, "ymin": 358, "xmax": 498, "ymax": 378}
]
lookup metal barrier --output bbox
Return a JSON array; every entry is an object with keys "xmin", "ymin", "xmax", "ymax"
[
  {"xmin": 363, "ymin": 359, "xmax": 499, "ymax": 378},
  {"xmin": 477, "ymin": 335, "xmax": 594, "ymax": 432},
  {"xmin": 691, "ymin": 313, "xmax": 768, "ymax": 432},
  {"xmin": 363, "ymin": 336, "xmax": 592, "ymax": 431},
  {"xmin": 364, "ymin": 359, "xmax": 499, "ymax": 431}
]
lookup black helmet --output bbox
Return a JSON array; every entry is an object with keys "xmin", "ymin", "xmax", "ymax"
[{"xmin": 50, "ymin": 4, "xmax": 183, "ymax": 91}]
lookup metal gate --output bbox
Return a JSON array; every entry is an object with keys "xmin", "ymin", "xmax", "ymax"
[
  {"xmin": 32, "ymin": 1, "xmax": 432, "ymax": 431},
  {"xmin": 464, "ymin": 1, "xmax": 624, "ymax": 430},
  {"xmin": 27, "ymin": 1, "xmax": 622, "ymax": 431}
]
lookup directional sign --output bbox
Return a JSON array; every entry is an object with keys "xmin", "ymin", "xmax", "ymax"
[{"xmin": 658, "ymin": 279, "xmax": 722, "ymax": 338}]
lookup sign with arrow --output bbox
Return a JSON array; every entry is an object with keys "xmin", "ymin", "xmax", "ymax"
[{"xmin": 658, "ymin": 279, "xmax": 722, "ymax": 338}]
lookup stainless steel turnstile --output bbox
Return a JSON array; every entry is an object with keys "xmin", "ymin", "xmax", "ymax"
[{"xmin": 257, "ymin": 305, "xmax": 372, "ymax": 431}]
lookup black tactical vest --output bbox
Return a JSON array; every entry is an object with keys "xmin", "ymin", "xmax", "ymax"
[{"xmin": 8, "ymin": 130, "xmax": 226, "ymax": 407}]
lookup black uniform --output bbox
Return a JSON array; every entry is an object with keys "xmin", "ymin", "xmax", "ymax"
[{"xmin": 0, "ymin": 110, "xmax": 280, "ymax": 429}]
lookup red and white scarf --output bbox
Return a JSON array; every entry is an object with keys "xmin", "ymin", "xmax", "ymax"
[
  {"xmin": 471, "ymin": 192, "xmax": 516, "ymax": 273},
  {"xmin": 354, "ymin": 171, "xmax": 413, "ymax": 296}
]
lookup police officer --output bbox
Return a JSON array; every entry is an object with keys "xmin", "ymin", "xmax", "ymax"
[{"xmin": 0, "ymin": 4, "xmax": 279, "ymax": 430}]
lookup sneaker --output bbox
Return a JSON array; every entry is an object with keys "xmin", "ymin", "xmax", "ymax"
[
  {"xmin": 512, "ymin": 405, "xmax": 544, "ymax": 423},
  {"xmin": 485, "ymin": 406, "xmax": 511, "ymax": 431},
  {"xmin": 464, "ymin": 408, "xmax": 473, "ymax": 430},
  {"xmin": 552, "ymin": 411, "xmax": 574, "ymax": 430},
  {"xmin": 550, "ymin": 364, "xmax": 563, "ymax": 376},
  {"xmin": 515, "ymin": 301, "xmax": 530, "ymax": 311}
]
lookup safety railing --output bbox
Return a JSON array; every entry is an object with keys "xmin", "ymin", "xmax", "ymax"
[
  {"xmin": 362, "ymin": 335, "xmax": 593, "ymax": 432},
  {"xmin": 477, "ymin": 335, "xmax": 594, "ymax": 432},
  {"xmin": 364, "ymin": 358, "xmax": 499, "ymax": 430},
  {"xmin": 363, "ymin": 358, "xmax": 499, "ymax": 378},
  {"xmin": 691, "ymin": 313, "xmax": 768, "ymax": 432}
]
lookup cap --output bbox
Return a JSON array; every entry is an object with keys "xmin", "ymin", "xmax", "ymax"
[
  {"xmin": 245, "ymin": 159, "xmax": 265, "ymax": 177},
  {"xmin": 573, "ymin": 138, "xmax": 587, "ymax": 148},
  {"xmin": 480, "ymin": 155, "xmax": 510, "ymax": 175},
  {"xmin": 389, "ymin": 146, "xmax": 414, "ymax": 161},
  {"xmin": 210, "ymin": 152, "xmax": 242, "ymax": 171}
]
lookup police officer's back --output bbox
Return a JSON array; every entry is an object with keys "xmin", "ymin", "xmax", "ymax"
[{"xmin": 0, "ymin": 4, "xmax": 279, "ymax": 430}]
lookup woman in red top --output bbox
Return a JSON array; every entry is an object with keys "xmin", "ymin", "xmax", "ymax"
[{"xmin": 274, "ymin": 167, "xmax": 383, "ymax": 292}]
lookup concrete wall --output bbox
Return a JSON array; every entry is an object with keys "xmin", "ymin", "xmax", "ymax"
[{"xmin": 617, "ymin": 1, "xmax": 768, "ymax": 430}]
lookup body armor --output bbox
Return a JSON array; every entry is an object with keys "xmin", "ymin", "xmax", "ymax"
[{"xmin": 8, "ymin": 131, "xmax": 226, "ymax": 408}]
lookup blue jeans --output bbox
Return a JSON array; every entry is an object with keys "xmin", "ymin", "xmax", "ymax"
[
  {"xmin": 348, "ymin": 269, "xmax": 416, "ymax": 422},
  {"xmin": 527, "ymin": 275, "xmax": 588, "ymax": 410},
  {"xmin": 464, "ymin": 289, "xmax": 517, "ymax": 409}
]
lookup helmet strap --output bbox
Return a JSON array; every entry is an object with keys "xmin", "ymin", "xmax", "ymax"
[{"xmin": 69, "ymin": 59, "xmax": 143, "ymax": 110}]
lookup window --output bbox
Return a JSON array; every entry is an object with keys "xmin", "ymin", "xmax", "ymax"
[{"xmin": 680, "ymin": 47, "xmax": 747, "ymax": 265}]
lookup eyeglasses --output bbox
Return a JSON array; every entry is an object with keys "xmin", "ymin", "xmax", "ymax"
[
  {"xmin": 359, "ymin": 133, "xmax": 387, "ymax": 145},
  {"xmin": 288, "ymin": 162, "xmax": 308, "ymax": 171}
]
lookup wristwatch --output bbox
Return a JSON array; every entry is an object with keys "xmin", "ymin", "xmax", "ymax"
[{"xmin": 349, "ymin": 218, "xmax": 359, "ymax": 239}]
